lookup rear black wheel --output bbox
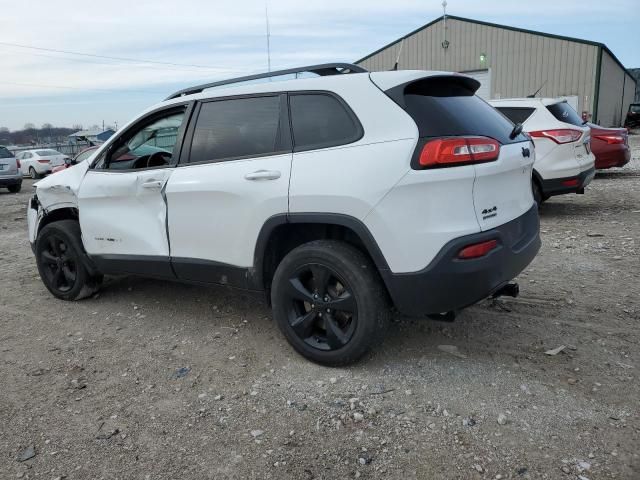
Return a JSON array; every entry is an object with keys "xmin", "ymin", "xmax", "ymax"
[
  {"xmin": 532, "ymin": 179, "xmax": 544, "ymax": 207},
  {"xmin": 35, "ymin": 220, "xmax": 102, "ymax": 300},
  {"xmin": 8, "ymin": 183, "xmax": 21, "ymax": 193},
  {"xmin": 271, "ymin": 240, "xmax": 389, "ymax": 366}
]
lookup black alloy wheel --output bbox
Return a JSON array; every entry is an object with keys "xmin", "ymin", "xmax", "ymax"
[
  {"xmin": 271, "ymin": 240, "xmax": 389, "ymax": 366},
  {"xmin": 35, "ymin": 220, "xmax": 102, "ymax": 300},
  {"xmin": 283, "ymin": 263, "xmax": 357, "ymax": 351},
  {"xmin": 40, "ymin": 234, "xmax": 78, "ymax": 293}
]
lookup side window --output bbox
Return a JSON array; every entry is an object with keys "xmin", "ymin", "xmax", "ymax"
[
  {"xmin": 289, "ymin": 93, "xmax": 362, "ymax": 152},
  {"xmin": 0, "ymin": 147, "xmax": 12, "ymax": 158},
  {"xmin": 188, "ymin": 96, "xmax": 283, "ymax": 164},
  {"xmin": 99, "ymin": 108, "xmax": 186, "ymax": 170},
  {"xmin": 496, "ymin": 107, "xmax": 536, "ymax": 125}
]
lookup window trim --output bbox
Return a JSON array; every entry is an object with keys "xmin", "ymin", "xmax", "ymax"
[
  {"xmin": 288, "ymin": 91, "xmax": 364, "ymax": 153},
  {"xmin": 90, "ymin": 101, "xmax": 194, "ymax": 172},
  {"xmin": 179, "ymin": 93, "xmax": 291, "ymax": 167}
]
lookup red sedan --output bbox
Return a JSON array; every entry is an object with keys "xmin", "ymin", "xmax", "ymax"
[{"xmin": 588, "ymin": 123, "xmax": 631, "ymax": 169}]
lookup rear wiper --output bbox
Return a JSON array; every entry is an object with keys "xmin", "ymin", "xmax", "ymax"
[{"xmin": 509, "ymin": 123, "xmax": 523, "ymax": 140}]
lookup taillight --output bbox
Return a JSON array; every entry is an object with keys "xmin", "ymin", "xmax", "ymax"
[
  {"xmin": 37, "ymin": 159, "xmax": 50, "ymax": 164},
  {"xmin": 16, "ymin": 159, "xmax": 20, "ymax": 168},
  {"xmin": 593, "ymin": 134, "xmax": 625, "ymax": 145},
  {"xmin": 529, "ymin": 129, "xmax": 582, "ymax": 144},
  {"xmin": 418, "ymin": 136, "xmax": 500, "ymax": 169},
  {"xmin": 458, "ymin": 239, "xmax": 499, "ymax": 260}
]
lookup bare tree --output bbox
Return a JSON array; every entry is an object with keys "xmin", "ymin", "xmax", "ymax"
[{"xmin": 24, "ymin": 123, "xmax": 35, "ymax": 130}]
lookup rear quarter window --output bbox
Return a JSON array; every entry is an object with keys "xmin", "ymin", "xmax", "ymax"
[
  {"xmin": 0, "ymin": 147, "xmax": 13, "ymax": 158},
  {"xmin": 289, "ymin": 93, "xmax": 362, "ymax": 152},
  {"xmin": 546, "ymin": 102, "xmax": 584, "ymax": 127},
  {"xmin": 495, "ymin": 107, "xmax": 536, "ymax": 125},
  {"xmin": 396, "ymin": 77, "xmax": 527, "ymax": 144}
]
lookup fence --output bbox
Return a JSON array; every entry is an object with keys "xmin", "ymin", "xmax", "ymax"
[{"xmin": 10, "ymin": 142, "xmax": 91, "ymax": 157}]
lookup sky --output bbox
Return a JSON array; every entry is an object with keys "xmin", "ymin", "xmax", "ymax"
[{"xmin": 0, "ymin": 0, "xmax": 638, "ymax": 132}]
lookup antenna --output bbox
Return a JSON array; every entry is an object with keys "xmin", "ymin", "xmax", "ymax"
[
  {"xmin": 527, "ymin": 80, "xmax": 548, "ymax": 98},
  {"xmin": 441, "ymin": 0, "xmax": 449, "ymax": 49},
  {"xmin": 265, "ymin": 2, "xmax": 272, "ymax": 77},
  {"xmin": 392, "ymin": 39, "xmax": 404, "ymax": 70}
]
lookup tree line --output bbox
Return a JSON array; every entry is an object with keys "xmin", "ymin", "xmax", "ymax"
[{"xmin": 0, "ymin": 123, "xmax": 111, "ymax": 146}]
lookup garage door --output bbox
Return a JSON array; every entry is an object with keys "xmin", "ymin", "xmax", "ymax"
[{"xmin": 462, "ymin": 69, "xmax": 491, "ymax": 100}]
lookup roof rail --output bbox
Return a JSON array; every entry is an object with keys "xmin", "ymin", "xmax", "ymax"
[{"xmin": 165, "ymin": 63, "xmax": 368, "ymax": 100}]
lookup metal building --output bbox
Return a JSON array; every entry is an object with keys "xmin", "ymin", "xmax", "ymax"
[{"xmin": 356, "ymin": 15, "xmax": 636, "ymax": 127}]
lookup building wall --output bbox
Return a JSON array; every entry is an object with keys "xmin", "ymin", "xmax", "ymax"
[
  {"xmin": 597, "ymin": 50, "xmax": 637, "ymax": 127},
  {"xmin": 630, "ymin": 68, "xmax": 640, "ymax": 102},
  {"xmin": 358, "ymin": 17, "xmax": 599, "ymax": 117}
]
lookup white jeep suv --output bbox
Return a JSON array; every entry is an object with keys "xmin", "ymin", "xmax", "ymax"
[
  {"xmin": 27, "ymin": 63, "xmax": 540, "ymax": 365},
  {"xmin": 490, "ymin": 98, "xmax": 596, "ymax": 205}
]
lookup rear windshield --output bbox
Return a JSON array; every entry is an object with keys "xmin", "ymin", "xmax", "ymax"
[
  {"xmin": 397, "ymin": 77, "xmax": 527, "ymax": 144},
  {"xmin": 630, "ymin": 105, "xmax": 640, "ymax": 114},
  {"xmin": 546, "ymin": 102, "xmax": 583, "ymax": 127},
  {"xmin": 36, "ymin": 149, "xmax": 61, "ymax": 156},
  {"xmin": 0, "ymin": 147, "xmax": 13, "ymax": 158},
  {"xmin": 495, "ymin": 107, "xmax": 536, "ymax": 125}
]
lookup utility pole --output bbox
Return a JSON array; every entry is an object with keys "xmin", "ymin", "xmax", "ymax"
[{"xmin": 265, "ymin": 2, "xmax": 272, "ymax": 77}]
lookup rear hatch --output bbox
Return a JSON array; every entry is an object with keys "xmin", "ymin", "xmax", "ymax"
[
  {"xmin": 36, "ymin": 149, "xmax": 67, "ymax": 167},
  {"xmin": 0, "ymin": 146, "xmax": 18, "ymax": 176},
  {"xmin": 545, "ymin": 102, "xmax": 593, "ymax": 169},
  {"xmin": 373, "ymin": 73, "xmax": 535, "ymax": 231}
]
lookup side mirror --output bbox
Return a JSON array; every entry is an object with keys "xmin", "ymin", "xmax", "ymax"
[{"xmin": 64, "ymin": 157, "xmax": 73, "ymax": 166}]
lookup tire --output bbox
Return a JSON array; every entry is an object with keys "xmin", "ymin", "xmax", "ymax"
[
  {"xmin": 29, "ymin": 167, "xmax": 39, "ymax": 179},
  {"xmin": 532, "ymin": 179, "xmax": 545, "ymax": 207},
  {"xmin": 35, "ymin": 220, "xmax": 102, "ymax": 301},
  {"xmin": 8, "ymin": 183, "xmax": 21, "ymax": 193},
  {"xmin": 271, "ymin": 240, "xmax": 390, "ymax": 366}
]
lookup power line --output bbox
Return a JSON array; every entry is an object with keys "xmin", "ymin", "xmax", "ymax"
[
  {"xmin": 0, "ymin": 80, "xmax": 168, "ymax": 95},
  {"xmin": 0, "ymin": 41, "xmax": 231, "ymax": 71}
]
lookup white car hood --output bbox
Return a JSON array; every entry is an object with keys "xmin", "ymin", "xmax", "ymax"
[{"xmin": 35, "ymin": 160, "xmax": 89, "ymax": 209}]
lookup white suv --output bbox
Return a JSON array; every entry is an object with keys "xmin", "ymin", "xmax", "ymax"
[
  {"xmin": 27, "ymin": 64, "xmax": 540, "ymax": 365},
  {"xmin": 490, "ymin": 98, "xmax": 596, "ymax": 204}
]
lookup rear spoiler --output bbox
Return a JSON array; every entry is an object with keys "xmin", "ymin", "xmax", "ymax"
[{"xmin": 369, "ymin": 72, "xmax": 481, "ymax": 109}]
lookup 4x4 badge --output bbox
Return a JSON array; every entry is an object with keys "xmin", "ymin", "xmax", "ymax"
[
  {"xmin": 522, "ymin": 147, "xmax": 531, "ymax": 158},
  {"xmin": 481, "ymin": 206, "xmax": 498, "ymax": 220}
]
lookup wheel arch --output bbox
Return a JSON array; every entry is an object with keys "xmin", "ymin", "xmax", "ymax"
[
  {"xmin": 38, "ymin": 206, "xmax": 79, "ymax": 237},
  {"xmin": 253, "ymin": 213, "xmax": 391, "ymax": 293}
]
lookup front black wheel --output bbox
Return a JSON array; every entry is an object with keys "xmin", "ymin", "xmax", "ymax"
[
  {"xmin": 8, "ymin": 183, "xmax": 21, "ymax": 193},
  {"xmin": 35, "ymin": 220, "xmax": 102, "ymax": 300},
  {"xmin": 29, "ymin": 167, "xmax": 39, "ymax": 179},
  {"xmin": 271, "ymin": 240, "xmax": 389, "ymax": 366}
]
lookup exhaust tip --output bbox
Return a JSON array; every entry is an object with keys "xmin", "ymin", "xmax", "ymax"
[{"xmin": 493, "ymin": 282, "xmax": 519, "ymax": 299}]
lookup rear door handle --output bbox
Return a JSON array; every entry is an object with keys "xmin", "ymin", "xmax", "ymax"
[
  {"xmin": 244, "ymin": 170, "xmax": 281, "ymax": 181},
  {"xmin": 141, "ymin": 180, "xmax": 164, "ymax": 189}
]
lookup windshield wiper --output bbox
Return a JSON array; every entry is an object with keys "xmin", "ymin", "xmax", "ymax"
[{"xmin": 509, "ymin": 123, "xmax": 523, "ymax": 140}]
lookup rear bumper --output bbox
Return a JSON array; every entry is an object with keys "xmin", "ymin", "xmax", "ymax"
[
  {"xmin": 541, "ymin": 166, "xmax": 595, "ymax": 197},
  {"xmin": 0, "ymin": 176, "xmax": 22, "ymax": 187},
  {"xmin": 381, "ymin": 204, "xmax": 540, "ymax": 316},
  {"xmin": 594, "ymin": 148, "xmax": 631, "ymax": 169}
]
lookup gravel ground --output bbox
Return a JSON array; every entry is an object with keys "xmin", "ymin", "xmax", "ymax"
[{"xmin": 1, "ymin": 136, "xmax": 639, "ymax": 480}]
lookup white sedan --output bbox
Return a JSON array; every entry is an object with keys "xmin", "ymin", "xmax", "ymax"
[{"xmin": 16, "ymin": 149, "xmax": 69, "ymax": 179}]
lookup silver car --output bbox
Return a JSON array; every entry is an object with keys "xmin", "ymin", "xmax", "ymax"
[{"xmin": 0, "ymin": 146, "xmax": 22, "ymax": 193}]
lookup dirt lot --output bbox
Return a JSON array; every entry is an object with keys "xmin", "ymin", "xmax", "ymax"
[{"xmin": 1, "ymin": 137, "xmax": 639, "ymax": 480}]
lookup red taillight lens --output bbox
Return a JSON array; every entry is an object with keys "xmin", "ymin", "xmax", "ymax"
[
  {"xmin": 16, "ymin": 159, "xmax": 21, "ymax": 168},
  {"xmin": 419, "ymin": 137, "xmax": 500, "ymax": 168},
  {"xmin": 458, "ymin": 239, "xmax": 499, "ymax": 260},
  {"xmin": 593, "ymin": 134, "xmax": 625, "ymax": 145},
  {"xmin": 37, "ymin": 159, "xmax": 50, "ymax": 164},
  {"xmin": 529, "ymin": 129, "xmax": 583, "ymax": 144}
]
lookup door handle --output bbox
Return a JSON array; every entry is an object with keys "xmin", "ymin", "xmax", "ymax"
[
  {"xmin": 141, "ymin": 180, "xmax": 164, "ymax": 189},
  {"xmin": 244, "ymin": 170, "xmax": 281, "ymax": 181}
]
